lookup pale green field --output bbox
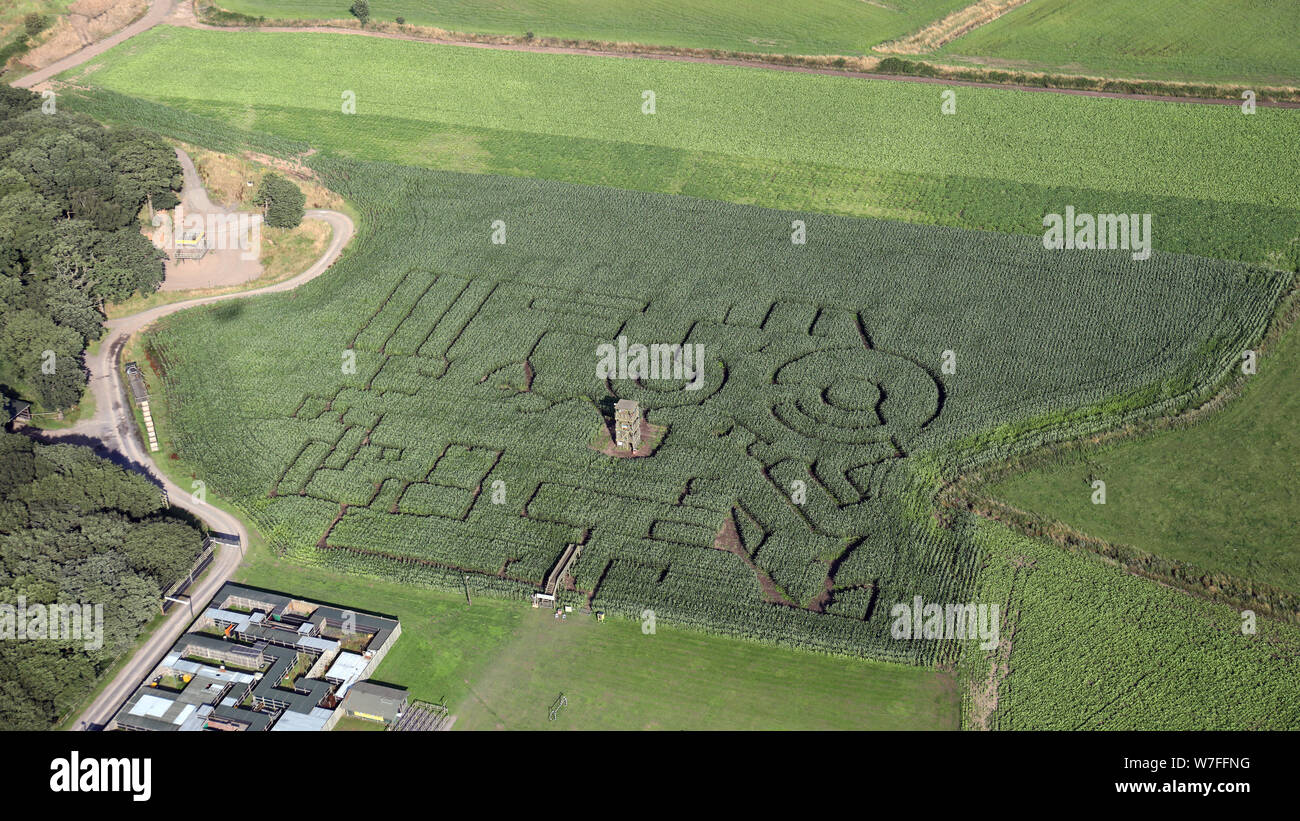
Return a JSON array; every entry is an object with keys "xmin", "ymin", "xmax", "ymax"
[
  {"xmin": 988, "ymin": 322, "xmax": 1300, "ymax": 594},
  {"xmin": 63, "ymin": 27, "xmax": 1300, "ymax": 266},
  {"xmin": 936, "ymin": 0, "xmax": 1300, "ymax": 86},
  {"xmin": 214, "ymin": 0, "xmax": 968, "ymax": 55},
  {"xmin": 966, "ymin": 522, "xmax": 1300, "ymax": 729},
  {"xmin": 453, "ymin": 607, "xmax": 959, "ymax": 731},
  {"xmin": 237, "ymin": 540, "xmax": 960, "ymax": 730}
]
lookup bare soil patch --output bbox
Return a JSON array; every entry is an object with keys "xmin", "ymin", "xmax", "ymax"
[
  {"xmin": 967, "ymin": 608, "xmax": 1017, "ymax": 730},
  {"xmin": 711, "ymin": 515, "xmax": 742, "ymax": 552},
  {"xmin": 591, "ymin": 421, "xmax": 667, "ymax": 458},
  {"xmin": 876, "ymin": 0, "xmax": 1032, "ymax": 55},
  {"xmin": 19, "ymin": 0, "xmax": 148, "ymax": 69},
  {"xmin": 182, "ymin": 142, "xmax": 341, "ymax": 210},
  {"xmin": 712, "ymin": 515, "xmax": 796, "ymax": 607}
]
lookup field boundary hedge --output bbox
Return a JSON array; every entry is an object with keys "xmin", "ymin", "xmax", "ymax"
[{"xmin": 941, "ymin": 274, "xmax": 1300, "ymax": 621}]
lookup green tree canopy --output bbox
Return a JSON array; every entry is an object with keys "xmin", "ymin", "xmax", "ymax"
[
  {"xmin": 350, "ymin": 0, "xmax": 370, "ymax": 26},
  {"xmin": 0, "ymin": 89, "xmax": 179, "ymax": 411},
  {"xmin": 253, "ymin": 172, "xmax": 306, "ymax": 228},
  {"xmin": 0, "ymin": 433, "xmax": 205, "ymax": 729}
]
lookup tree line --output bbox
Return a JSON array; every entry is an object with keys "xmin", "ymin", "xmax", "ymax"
[
  {"xmin": 0, "ymin": 432, "xmax": 205, "ymax": 729},
  {"xmin": 0, "ymin": 86, "xmax": 182, "ymax": 412}
]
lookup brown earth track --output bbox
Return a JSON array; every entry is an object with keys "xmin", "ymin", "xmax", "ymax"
[
  {"xmin": 712, "ymin": 514, "xmax": 795, "ymax": 607},
  {"xmin": 876, "ymin": 0, "xmax": 1034, "ymax": 55}
]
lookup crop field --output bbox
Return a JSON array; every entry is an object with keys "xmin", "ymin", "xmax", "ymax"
[
  {"xmin": 37, "ymin": 14, "xmax": 1299, "ymax": 733},
  {"xmin": 986, "ymin": 321, "xmax": 1300, "ymax": 595},
  {"xmin": 212, "ymin": 0, "xmax": 970, "ymax": 56},
  {"xmin": 963, "ymin": 522, "xmax": 1300, "ymax": 729},
  {"xmin": 934, "ymin": 0, "xmax": 1300, "ymax": 87},
  {"xmin": 133, "ymin": 146, "xmax": 1286, "ymax": 662},
  {"xmin": 62, "ymin": 27, "xmax": 1300, "ymax": 268}
]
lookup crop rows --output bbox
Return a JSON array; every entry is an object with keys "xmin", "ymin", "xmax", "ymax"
[
  {"xmin": 63, "ymin": 33, "xmax": 1300, "ymax": 269},
  {"xmin": 962, "ymin": 523, "xmax": 1300, "ymax": 729},
  {"xmin": 142, "ymin": 156, "xmax": 1287, "ymax": 662}
]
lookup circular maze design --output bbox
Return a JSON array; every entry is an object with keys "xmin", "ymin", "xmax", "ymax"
[{"xmin": 773, "ymin": 347, "xmax": 942, "ymax": 444}]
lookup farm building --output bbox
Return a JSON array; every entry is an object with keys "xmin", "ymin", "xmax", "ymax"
[
  {"xmin": 614, "ymin": 399, "xmax": 642, "ymax": 451},
  {"xmin": 324, "ymin": 650, "xmax": 369, "ymax": 697},
  {"xmin": 340, "ymin": 681, "xmax": 409, "ymax": 725},
  {"xmin": 108, "ymin": 583, "xmax": 403, "ymax": 732}
]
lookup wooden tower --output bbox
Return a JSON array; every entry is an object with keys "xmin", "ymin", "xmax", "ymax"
[{"xmin": 613, "ymin": 399, "xmax": 642, "ymax": 451}]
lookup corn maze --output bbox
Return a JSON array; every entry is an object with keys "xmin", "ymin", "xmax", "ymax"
[{"xmin": 147, "ymin": 158, "xmax": 1288, "ymax": 663}]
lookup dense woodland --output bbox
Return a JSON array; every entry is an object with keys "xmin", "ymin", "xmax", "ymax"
[
  {"xmin": 0, "ymin": 86, "xmax": 181, "ymax": 412},
  {"xmin": 0, "ymin": 87, "xmax": 199, "ymax": 729},
  {"xmin": 0, "ymin": 433, "xmax": 205, "ymax": 729}
]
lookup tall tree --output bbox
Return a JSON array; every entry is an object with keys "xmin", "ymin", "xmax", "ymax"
[
  {"xmin": 0, "ymin": 89, "xmax": 180, "ymax": 411},
  {"xmin": 254, "ymin": 172, "xmax": 306, "ymax": 228}
]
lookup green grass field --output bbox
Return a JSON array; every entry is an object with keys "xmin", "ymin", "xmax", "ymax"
[
  {"xmin": 935, "ymin": 0, "xmax": 1300, "ymax": 87},
  {"xmin": 986, "ymin": 322, "xmax": 1300, "ymax": 594},
  {"xmin": 63, "ymin": 26, "xmax": 1300, "ymax": 267},
  {"xmin": 236, "ymin": 534, "xmax": 959, "ymax": 729},
  {"xmin": 964, "ymin": 522, "xmax": 1300, "ymax": 729},
  {"xmin": 453, "ymin": 606, "xmax": 958, "ymax": 730},
  {"xmin": 213, "ymin": 0, "xmax": 969, "ymax": 56}
]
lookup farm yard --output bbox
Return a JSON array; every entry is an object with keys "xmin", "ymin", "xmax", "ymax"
[
  {"xmin": 30, "ymin": 5, "xmax": 1300, "ymax": 733},
  {"xmin": 62, "ymin": 27, "xmax": 1300, "ymax": 268}
]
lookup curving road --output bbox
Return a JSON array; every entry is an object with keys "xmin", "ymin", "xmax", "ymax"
[
  {"xmin": 59, "ymin": 205, "xmax": 352, "ymax": 730},
  {"xmin": 8, "ymin": 0, "xmax": 358, "ymax": 733},
  {"xmin": 57, "ymin": 204, "xmax": 352, "ymax": 730},
  {"xmin": 33, "ymin": 170, "xmax": 353, "ymax": 728}
]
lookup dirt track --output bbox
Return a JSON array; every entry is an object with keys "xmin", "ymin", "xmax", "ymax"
[{"xmin": 12, "ymin": 0, "xmax": 177, "ymax": 89}]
